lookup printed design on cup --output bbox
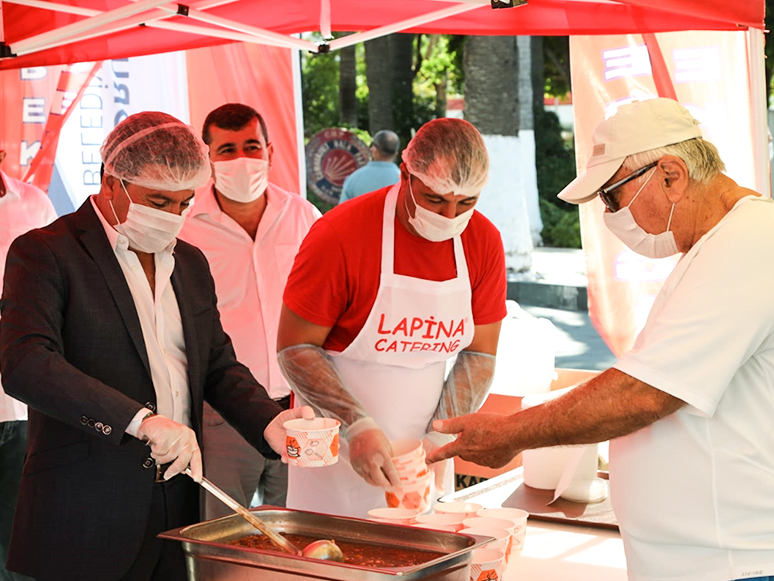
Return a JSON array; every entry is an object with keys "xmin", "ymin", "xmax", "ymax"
[
  {"xmin": 304, "ymin": 438, "xmax": 325, "ymax": 461},
  {"xmin": 374, "ymin": 314, "xmax": 469, "ymax": 354},
  {"xmin": 286, "ymin": 436, "xmax": 301, "ymax": 459},
  {"xmin": 474, "ymin": 570, "xmax": 499, "ymax": 581},
  {"xmin": 330, "ymin": 433, "xmax": 340, "ymax": 457},
  {"xmin": 283, "ymin": 418, "xmax": 340, "ymax": 468}
]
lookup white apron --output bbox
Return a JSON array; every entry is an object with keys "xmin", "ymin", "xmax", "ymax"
[{"xmin": 287, "ymin": 185, "xmax": 474, "ymax": 518}]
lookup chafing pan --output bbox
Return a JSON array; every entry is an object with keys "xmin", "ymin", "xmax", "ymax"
[{"xmin": 160, "ymin": 507, "xmax": 491, "ymax": 580}]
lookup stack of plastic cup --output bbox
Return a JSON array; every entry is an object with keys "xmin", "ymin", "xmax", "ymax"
[
  {"xmin": 385, "ymin": 439, "xmax": 432, "ymax": 513},
  {"xmin": 433, "ymin": 501, "xmax": 484, "ymax": 520},
  {"xmin": 476, "ymin": 507, "xmax": 529, "ymax": 559},
  {"xmin": 469, "ymin": 548, "xmax": 505, "ymax": 581},
  {"xmin": 459, "ymin": 526, "xmax": 510, "ymax": 555},
  {"xmin": 367, "ymin": 507, "xmax": 420, "ymax": 525},
  {"xmin": 414, "ymin": 512, "xmax": 467, "ymax": 532}
]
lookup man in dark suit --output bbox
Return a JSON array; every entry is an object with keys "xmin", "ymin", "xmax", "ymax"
[{"xmin": 0, "ymin": 112, "xmax": 310, "ymax": 581}]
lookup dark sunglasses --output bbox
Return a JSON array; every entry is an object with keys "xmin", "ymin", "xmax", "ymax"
[{"xmin": 597, "ymin": 161, "xmax": 658, "ymax": 213}]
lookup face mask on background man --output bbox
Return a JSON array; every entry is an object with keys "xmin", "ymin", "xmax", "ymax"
[
  {"xmin": 212, "ymin": 157, "xmax": 269, "ymax": 203},
  {"xmin": 603, "ymin": 167, "xmax": 679, "ymax": 259},
  {"xmin": 406, "ymin": 176, "xmax": 474, "ymax": 242},
  {"xmin": 110, "ymin": 180, "xmax": 188, "ymax": 253}
]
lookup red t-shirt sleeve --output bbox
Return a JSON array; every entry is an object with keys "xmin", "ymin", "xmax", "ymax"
[
  {"xmin": 467, "ymin": 214, "xmax": 508, "ymax": 326},
  {"xmin": 283, "ymin": 218, "xmax": 350, "ymax": 328}
]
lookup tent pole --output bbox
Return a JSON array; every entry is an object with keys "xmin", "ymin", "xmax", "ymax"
[
  {"xmin": 184, "ymin": 8, "xmax": 317, "ymax": 51},
  {"xmin": 3, "ymin": 0, "xmax": 98, "ymax": 17},
  {"xmin": 320, "ymin": 0, "xmax": 332, "ymax": 39},
  {"xmin": 10, "ymin": 0, "xmax": 173, "ymax": 55},
  {"xmin": 148, "ymin": 19, "xmax": 316, "ymax": 50},
  {"xmin": 327, "ymin": 2, "xmax": 483, "ymax": 51}
]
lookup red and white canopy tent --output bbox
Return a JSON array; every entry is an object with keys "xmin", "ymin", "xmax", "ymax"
[
  {"xmin": 0, "ymin": 0, "xmax": 767, "ymax": 360},
  {"xmin": 0, "ymin": 1, "xmax": 765, "ymax": 69}
]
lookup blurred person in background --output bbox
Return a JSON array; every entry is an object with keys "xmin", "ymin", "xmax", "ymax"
[
  {"xmin": 0, "ymin": 148, "xmax": 57, "ymax": 581},
  {"xmin": 277, "ymin": 118, "xmax": 507, "ymax": 518},
  {"xmin": 179, "ymin": 103, "xmax": 320, "ymax": 518},
  {"xmin": 339, "ymin": 130, "xmax": 401, "ymax": 203}
]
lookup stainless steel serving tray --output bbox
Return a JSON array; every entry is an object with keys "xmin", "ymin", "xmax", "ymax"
[{"xmin": 160, "ymin": 507, "xmax": 491, "ymax": 580}]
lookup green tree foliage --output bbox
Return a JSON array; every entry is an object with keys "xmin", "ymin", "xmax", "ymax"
[{"xmin": 534, "ymin": 94, "xmax": 580, "ymax": 246}]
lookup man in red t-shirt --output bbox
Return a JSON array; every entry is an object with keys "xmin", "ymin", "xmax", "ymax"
[{"xmin": 277, "ymin": 118, "xmax": 507, "ymax": 518}]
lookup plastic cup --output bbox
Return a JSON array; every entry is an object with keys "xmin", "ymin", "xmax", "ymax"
[
  {"xmin": 459, "ymin": 526, "xmax": 510, "ymax": 554},
  {"xmin": 433, "ymin": 501, "xmax": 483, "ymax": 519},
  {"xmin": 391, "ymin": 438, "xmax": 424, "ymax": 460},
  {"xmin": 476, "ymin": 508, "xmax": 529, "ymax": 557},
  {"xmin": 463, "ymin": 517, "xmax": 515, "ymax": 536},
  {"xmin": 367, "ymin": 507, "xmax": 420, "ymax": 525},
  {"xmin": 385, "ymin": 473, "xmax": 432, "ymax": 513},
  {"xmin": 413, "ymin": 522, "xmax": 458, "ymax": 533},
  {"xmin": 469, "ymin": 548, "xmax": 505, "ymax": 581},
  {"xmin": 415, "ymin": 512, "xmax": 467, "ymax": 532},
  {"xmin": 283, "ymin": 418, "xmax": 340, "ymax": 467}
]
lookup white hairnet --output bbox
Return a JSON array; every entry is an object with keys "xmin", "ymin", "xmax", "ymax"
[
  {"xmin": 101, "ymin": 111, "xmax": 211, "ymax": 191},
  {"xmin": 403, "ymin": 118, "xmax": 489, "ymax": 197}
]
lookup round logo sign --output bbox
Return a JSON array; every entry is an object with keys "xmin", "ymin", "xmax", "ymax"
[{"xmin": 306, "ymin": 128, "xmax": 370, "ymax": 204}]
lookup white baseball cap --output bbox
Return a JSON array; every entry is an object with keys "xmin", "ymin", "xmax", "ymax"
[{"xmin": 558, "ymin": 98, "xmax": 703, "ymax": 204}]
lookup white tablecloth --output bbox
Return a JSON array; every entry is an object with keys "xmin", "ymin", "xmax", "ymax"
[{"xmin": 503, "ymin": 521, "xmax": 627, "ymax": 580}]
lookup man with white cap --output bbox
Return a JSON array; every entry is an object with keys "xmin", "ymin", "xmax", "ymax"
[
  {"xmin": 0, "ymin": 111, "xmax": 312, "ymax": 581},
  {"xmin": 277, "ymin": 118, "xmax": 507, "ymax": 518},
  {"xmin": 428, "ymin": 98, "xmax": 774, "ymax": 581}
]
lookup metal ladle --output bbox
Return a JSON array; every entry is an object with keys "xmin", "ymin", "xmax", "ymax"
[{"xmin": 184, "ymin": 468, "xmax": 344, "ymax": 562}]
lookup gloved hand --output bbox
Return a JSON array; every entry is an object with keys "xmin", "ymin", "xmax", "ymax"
[
  {"xmin": 347, "ymin": 418, "xmax": 400, "ymax": 489},
  {"xmin": 137, "ymin": 414, "xmax": 202, "ymax": 482},
  {"xmin": 423, "ymin": 431, "xmax": 455, "ymax": 496},
  {"xmin": 264, "ymin": 405, "xmax": 315, "ymax": 462}
]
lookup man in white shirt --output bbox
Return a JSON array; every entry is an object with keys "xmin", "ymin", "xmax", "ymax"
[
  {"xmin": 0, "ymin": 149, "xmax": 57, "ymax": 581},
  {"xmin": 428, "ymin": 98, "xmax": 774, "ymax": 581},
  {"xmin": 179, "ymin": 103, "xmax": 320, "ymax": 518}
]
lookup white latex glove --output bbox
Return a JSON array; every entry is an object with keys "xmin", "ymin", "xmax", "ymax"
[
  {"xmin": 137, "ymin": 414, "xmax": 202, "ymax": 482},
  {"xmin": 264, "ymin": 405, "xmax": 315, "ymax": 462},
  {"xmin": 423, "ymin": 431, "xmax": 455, "ymax": 496},
  {"xmin": 348, "ymin": 424, "xmax": 400, "ymax": 489}
]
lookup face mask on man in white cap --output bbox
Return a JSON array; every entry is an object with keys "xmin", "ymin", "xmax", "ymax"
[{"xmin": 557, "ymin": 98, "xmax": 704, "ymax": 259}]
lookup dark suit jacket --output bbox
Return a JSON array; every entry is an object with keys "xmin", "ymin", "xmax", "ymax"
[{"xmin": 0, "ymin": 200, "xmax": 283, "ymax": 580}]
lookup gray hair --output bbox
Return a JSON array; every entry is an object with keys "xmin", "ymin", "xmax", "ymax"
[{"xmin": 623, "ymin": 138, "xmax": 725, "ymax": 184}]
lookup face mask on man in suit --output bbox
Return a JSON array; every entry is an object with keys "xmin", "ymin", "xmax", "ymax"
[{"xmin": 109, "ymin": 180, "xmax": 189, "ymax": 254}]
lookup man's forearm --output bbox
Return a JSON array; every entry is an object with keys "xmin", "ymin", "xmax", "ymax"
[{"xmin": 507, "ymin": 368, "xmax": 683, "ymax": 450}]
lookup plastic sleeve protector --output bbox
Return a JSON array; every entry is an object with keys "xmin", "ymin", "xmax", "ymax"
[
  {"xmin": 429, "ymin": 350, "xmax": 496, "ymax": 428},
  {"xmin": 277, "ymin": 344, "xmax": 374, "ymax": 441}
]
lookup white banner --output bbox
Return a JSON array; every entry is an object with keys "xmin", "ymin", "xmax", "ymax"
[{"xmin": 51, "ymin": 52, "xmax": 190, "ymax": 213}]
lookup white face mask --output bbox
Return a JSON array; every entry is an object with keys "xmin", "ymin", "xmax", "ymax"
[
  {"xmin": 110, "ymin": 180, "xmax": 188, "ymax": 254},
  {"xmin": 405, "ymin": 177, "xmax": 474, "ymax": 242},
  {"xmin": 603, "ymin": 168, "xmax": 679, "ymax": 259},
  {"xmin": 212, "ymin": 157, "xmax": 269, "ymax": 203}
]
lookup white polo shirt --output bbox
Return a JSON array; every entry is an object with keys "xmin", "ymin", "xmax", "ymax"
[
  {"xmin": 610, "ymin": 196, "xmax": 774, "ymax": 581},
  {"xmin": 0, "ymin": 170, "xmax": 58, "ymax": 423},
  {"xmin": 178, "ymin": 182, "xmax": 320, "ymax": 399}
]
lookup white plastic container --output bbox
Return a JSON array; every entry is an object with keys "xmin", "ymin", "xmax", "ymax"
[{"xmin": 520, "ymin": 388, "xmax": 598, "ymax": 490}]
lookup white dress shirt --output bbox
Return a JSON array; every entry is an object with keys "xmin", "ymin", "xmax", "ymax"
[
  {"xmin": 0, "ymin": 170, "xmax": 58, "ymax": 423},
  {"xmin": 89, "ymin": 197, "xmax": 191, "ymax": 434},
  {"xmin": 179, "ymin": 182, "xmax": 320, "ymax": 399}
]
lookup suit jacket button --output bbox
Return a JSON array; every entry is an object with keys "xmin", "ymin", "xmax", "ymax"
[
  {"xmin": 144, "ymin": 402, "xmax": 156, "ymax": 412},
  {"xmin": 87, "ymin": 419, "xmax": 96, "ymax": 428},
  {"xmin": 142, "ymin": 458, "xmax": 155, "ymax": 469},
  {"xmin": 103, "ymin": 425, "xmax": 112, "ymax": 435},
  {"xmin": 80, "ymin": 416, "xmax": 89, "ymax": 425},
  {"xmin": 95, "ymin": 421, "xmax": 103, "ymax": 431}
]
